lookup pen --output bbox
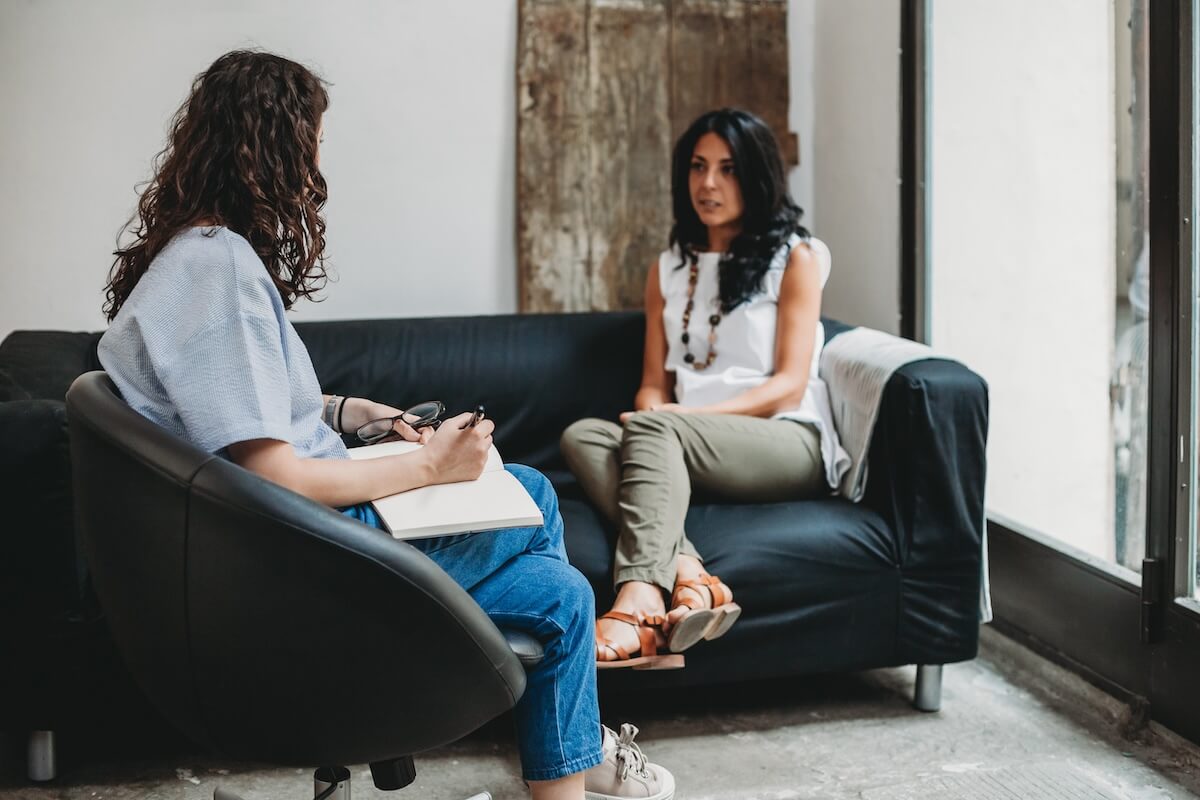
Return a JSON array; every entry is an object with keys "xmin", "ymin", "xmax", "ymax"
[{"xmin": 466, "ymin": 404, "xmax": 486, "ymax": 429}]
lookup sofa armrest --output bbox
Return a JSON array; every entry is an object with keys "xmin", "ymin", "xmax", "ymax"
[
  {"xmin": 862, "ymin": 358, "xmax": 989, "ymax": 576},
  {"xmin": 862, "ymin": 357, "xmax": 989, "ymax": 663},
  {"xmin": 0, "ymin": 399, "xmax": 81, "ymax": 614}
]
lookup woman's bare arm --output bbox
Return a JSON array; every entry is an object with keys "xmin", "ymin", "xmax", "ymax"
[
  {"xmin": 633, "ymin": 259, "xmax": 676, "ymax": 411},
  {"xmin": 227, "ymin": 411, "xmax": 495, "ymax": 507}
]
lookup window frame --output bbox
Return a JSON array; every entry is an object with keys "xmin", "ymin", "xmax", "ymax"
[{"xmin": 903, "ymin": 0, "xmax": 1200, "ymax": 745}]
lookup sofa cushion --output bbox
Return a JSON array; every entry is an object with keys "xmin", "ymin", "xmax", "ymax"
[
  {"xmin": 0, "ymin": 367, "xmax": 31, "ymax": 401},
  {"xmin": 0, "ymin": 330, "xmax": 102, "ymax": 400}
]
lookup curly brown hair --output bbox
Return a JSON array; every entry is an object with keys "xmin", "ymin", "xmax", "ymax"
[{"xmin": 105, "ymin": 50, "xmax": 330, "ymax": 321}]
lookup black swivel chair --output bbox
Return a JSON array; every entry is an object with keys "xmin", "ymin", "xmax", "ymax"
[{"xmin": 66, "ymin": 371, "xmax": 543, "ymax": 800}]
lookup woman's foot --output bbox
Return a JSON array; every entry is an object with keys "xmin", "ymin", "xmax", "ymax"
[
  {"xmin": 584, "ymin": 724, "xmax": 676, "ymax": 800},
  {"xmin": 595, "ymin": 581, "xmax": 679, "ymax": 668},
  {"xmin": 664, "ymin": 556, "xmax": 707, "ymax": 633},
  {"xmin": 664, "ymin": 556, "xmax": 741, "ymax": 653}
]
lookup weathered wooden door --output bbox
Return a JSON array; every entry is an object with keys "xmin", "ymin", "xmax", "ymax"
[{"xmin": 517, "ymin": 0, "xmax": 794, "ymax": 312}]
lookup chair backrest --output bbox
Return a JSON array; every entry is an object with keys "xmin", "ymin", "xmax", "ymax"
[{"xmin": 66, "ymin": 371, "xmax": 525, "ymax": 766}]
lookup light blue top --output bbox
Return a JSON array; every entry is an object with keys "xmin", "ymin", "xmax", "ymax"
[{"xmin": 97, "ymin": 226, "xmax": 347, "ymax": 461}]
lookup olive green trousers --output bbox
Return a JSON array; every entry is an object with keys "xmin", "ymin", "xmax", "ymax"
[{"xmin": 560, "ymin": 411, "xmax": 826, "ymax": 592}]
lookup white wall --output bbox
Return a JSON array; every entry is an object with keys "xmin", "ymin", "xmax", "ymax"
[
  {"xmin": 804, "ymin": 0, "xmax": 901, "ymax": 335},
  {"xmin": 929, "ymin": 0, "xmax": 1116, "ymax": 555},
  {"xmin": 0, "ymin": 1, "xmax": 900, "ymax": 342},
  {"xmin": 787, "ymin": 0, "xmax": 817, "ymax": 222},
  {"xmin": 0, "ymin": 0, "xmax": 517, "ymax": 341}
]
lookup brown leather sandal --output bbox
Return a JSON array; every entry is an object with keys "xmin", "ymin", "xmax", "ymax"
[
  {"xmin": 595, "ymin": 610, "xmax": 686, "ymax": 670},
  {"xmin": 667, "ymin": 573, "xmax": 742, "ymax": 653}
]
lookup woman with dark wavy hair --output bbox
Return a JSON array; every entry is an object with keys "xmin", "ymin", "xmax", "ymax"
[
  {"xmin": 98, "ymin": 50, "xmax": 673, "ymax": 800},
  {"xmin": 562, "ymin": 108, "xmax": 850, "ymax": 669}
]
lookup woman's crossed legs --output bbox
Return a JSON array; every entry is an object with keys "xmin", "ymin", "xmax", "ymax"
[{"xmin": 561, "ymin": 411, "xmax": 825, "ymax": 662}]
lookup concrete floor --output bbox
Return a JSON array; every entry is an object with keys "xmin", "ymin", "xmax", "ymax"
[{"xmin": 2, "ymin": 628, "xmax": 1198, "ymax": 799}]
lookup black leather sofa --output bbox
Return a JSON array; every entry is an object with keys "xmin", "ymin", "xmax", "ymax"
[
  {"xmin": 0, "ymin": 311, "xmax": 987, "ymax": 769},
  {"xmin": 0, "ymin": 331, "xmax": 151, "ymax": 758}
]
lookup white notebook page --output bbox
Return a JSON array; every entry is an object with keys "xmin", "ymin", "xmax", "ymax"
[{"xmin": 346, "ymin": 440, "xmax": 544, "ymax": 539}]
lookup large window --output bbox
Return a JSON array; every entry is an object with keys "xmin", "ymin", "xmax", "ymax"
[
  {"xmin": 928, "ymin": 0, "xmax": 1147, "ymax": 573},
  {"xmin": 911, "ymin": 0, "xmax": 1200, "ymax": 743}
]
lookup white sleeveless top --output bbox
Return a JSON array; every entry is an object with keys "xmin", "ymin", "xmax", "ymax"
[{"xmin": 659, "ymin": 234, "xmax": 851, "ymax": 490}]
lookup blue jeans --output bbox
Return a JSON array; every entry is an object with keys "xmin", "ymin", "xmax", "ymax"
[{"xmin": 343, "ymin": 464, "xmax": 603, "ymax": 782}]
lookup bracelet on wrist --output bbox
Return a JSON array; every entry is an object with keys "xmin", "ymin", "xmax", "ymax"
[
  {"xmin": 322, "ymin": 395, "xmax": 341, "ymax": 430},
  {"xmin": 336, "ymin": 396, "xmax": 350, "ymax": 434}
]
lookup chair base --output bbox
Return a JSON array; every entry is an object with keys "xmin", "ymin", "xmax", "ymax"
[
  {"xmin": 913, "ymin": 664, "xmax": 944, "ymax": 712},
  {"xmin": 212, "ymin": 767, "xmax": 494, "ymax": 799},
  {"xmin": 314, "ymin": 765, "xmax": 351, "ymax": 800}
]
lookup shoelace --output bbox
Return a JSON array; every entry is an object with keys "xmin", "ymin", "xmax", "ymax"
[{"xmin": 610, "ymin": 723, "xmax": 650, "ymax": 781}]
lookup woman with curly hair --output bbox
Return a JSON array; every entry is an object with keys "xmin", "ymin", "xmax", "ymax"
[
  {"xmin": 562, "ymin": 109, "xmax": 850, "ymax": 669},
  {"xmin": 99, "ymin": 50, "xmax": 673, "ymax": 800}
]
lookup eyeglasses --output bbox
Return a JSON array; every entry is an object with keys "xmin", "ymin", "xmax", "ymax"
[{"xmin": 355, "ymin": 400, "xmax": 446, "ymax": 444}]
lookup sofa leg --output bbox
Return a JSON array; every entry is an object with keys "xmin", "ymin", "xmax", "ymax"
[
  {"xmin": 27, "ymin": 730, "xmax": 57, "ymax": 782},
  {"xmin": 913, "ymin": 664, "xmax": 943, "ymax": 712}
]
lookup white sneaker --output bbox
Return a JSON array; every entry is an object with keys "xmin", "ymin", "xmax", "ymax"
[{"xmin": 584, "ymin": 723, "xmax": 675, "ymax": 800}]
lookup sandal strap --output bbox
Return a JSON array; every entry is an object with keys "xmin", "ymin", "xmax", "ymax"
[
  {"xmin": 635, "ymin": 624, "xmax": 658, "ymax": 659},
  {"xmin": 671, "ymin": 573, "xmax": 732, "ymax": 610},
  {"xmin": 708, "ymin": 579, "xmax": 731, "ymax": 608},
  {"xmin": 598, "ymin": 610, "xmax": 666, "ymax": 659},
  {"xmin": 601, "ymin": 609, "xmax": 667, "ymax": 626},
  {"xmin": 601, "ymin": 609, "xmax": 640, "ymax": 627},
  {"xmin": 596, "ymin": 638, "xmax": 632, "ymax": 661}
]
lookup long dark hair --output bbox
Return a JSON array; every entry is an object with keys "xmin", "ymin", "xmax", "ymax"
[
  {"xmin": 668, "ymin": 108, "xmax": 809, "ymax": 313},
  {"xmin": 104, "ymin": 50, "xmax": 330, "ymax": 321}
]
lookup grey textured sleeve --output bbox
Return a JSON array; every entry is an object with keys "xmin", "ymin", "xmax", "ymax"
[{"xmin": 156, "ymin": 275, "xmax": 294, "ymax": 455}]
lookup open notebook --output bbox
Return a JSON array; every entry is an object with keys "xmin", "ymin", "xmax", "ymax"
[{"xmin": 347, "ymin": 440, "xmax": 544, "ymax": 539}]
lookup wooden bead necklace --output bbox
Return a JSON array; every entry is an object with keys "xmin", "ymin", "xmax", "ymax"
[{"xmin": 681, "ymin": 259, "xmax": 721, "ymax": 370}]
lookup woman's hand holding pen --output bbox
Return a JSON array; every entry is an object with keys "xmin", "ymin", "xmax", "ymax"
[{"xmin": 420, "ymin": 411, "xmax": 495, "ymax": 484}]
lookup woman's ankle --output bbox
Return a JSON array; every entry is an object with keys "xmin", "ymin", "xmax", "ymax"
[
  {"xmin": 528, "ymin": 770, "xmax": 584, "ymax": 800},
  {"xmin": 674, "ymin": 554, "xmax": 705, "ymax": 584},
  {"xmin": 610, "ymin": 580, "xmax": 667, "ymax": 617}
]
